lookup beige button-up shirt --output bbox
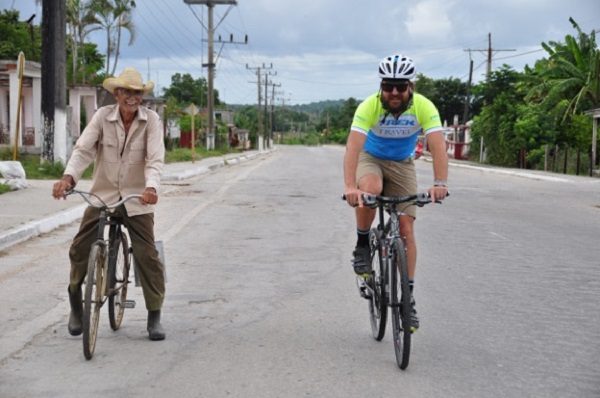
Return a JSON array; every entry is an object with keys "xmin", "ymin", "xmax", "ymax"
[{"xmin": 65, "ymin": 104, "xmax": 165, "ymax": 216}]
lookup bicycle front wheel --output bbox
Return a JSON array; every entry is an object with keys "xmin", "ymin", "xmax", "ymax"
[
  {"xmin": 82, "ymin": 242, "xmax": 107, "ymax": 360},
  {"xmin": 391, "ymin": 240, "xmax": 411, "ymax": 370},
  {"xmin": 108, "ymin": 232, "xmax": 130, "ymax": 330},
  {"xmin": 368, "ymin": 228, "xmax": 387, "ymax": 341}
]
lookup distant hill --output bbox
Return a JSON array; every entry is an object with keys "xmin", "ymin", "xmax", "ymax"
[
  {"xmin": 288, "ymin": 100, "xmax": 346, "ymax": 114},
  {"xmin": 227, "ymin": 99, "xmax": 347, "ymax": 115}
]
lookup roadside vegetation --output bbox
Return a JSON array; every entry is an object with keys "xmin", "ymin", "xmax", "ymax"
[{"xmin": 0, "ymin": 9, "xmax": 597, "ymax": 177}]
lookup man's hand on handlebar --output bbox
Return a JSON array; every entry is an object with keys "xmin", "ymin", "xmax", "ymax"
[
  {"xmin": 428, "ymin": 185, "xmax": 449, "ymax": 203},
  {"xmin": 140, "ymin": 187, "xmax": 158, "ymax": 205},
  {"xmin": 344, "ymin": 187, "xmax": 364, "ymax": 208},
  {"xmin": 52, "ymin": 175, "xmax": 75, "ymax": 200}
]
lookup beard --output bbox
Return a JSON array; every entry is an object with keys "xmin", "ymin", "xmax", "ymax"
[{"xmin": 380, "ymin": 93, "xmax": 413, "ymax": 115}]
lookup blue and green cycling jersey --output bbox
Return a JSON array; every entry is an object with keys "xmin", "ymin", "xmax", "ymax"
[{"xmin": 351, "ymin": 92, "xmax": 443, "ymax": 161}]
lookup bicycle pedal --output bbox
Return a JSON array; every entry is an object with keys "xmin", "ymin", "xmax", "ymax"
[
  {"xmin": 356, "ymin": 277, "xmax": 372, "ymax": 299},
  {"xmin": 122, "ymin": 300, "xmax": 136, "ymax": 309}
]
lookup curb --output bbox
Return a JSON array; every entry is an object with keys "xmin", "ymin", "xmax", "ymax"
[
  {"xmin": 160, "ymin": 151, "xmax": 266, "ymax": 181},
  {"xmin": 422, "ymin": 155, "xmax": 577, "ymax": 183},
  {"xmin": 0, "ymin": 204, "xmax": 87, "ymax": 252},
  {"xmin": 0, "ymin": 150, "xmax": 273, "ymax": 252}
]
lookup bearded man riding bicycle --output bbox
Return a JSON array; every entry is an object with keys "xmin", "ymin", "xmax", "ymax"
[{"xmin": 343, "ymin": 54, "xmax": 449, "ymax": 330}]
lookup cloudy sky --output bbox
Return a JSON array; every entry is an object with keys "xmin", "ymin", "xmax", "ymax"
[{"xmin": 2, "ymin": 0, "xmax": 599, "ymax": 105}]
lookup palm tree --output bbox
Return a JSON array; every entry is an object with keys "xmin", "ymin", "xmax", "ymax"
[
  {"xmin": 89, "ymin": 0, "xmax": 136, "ymax": 77},
  {"xmin": 536, "ymin": 18, "xmax": 600, "ymax": 172},
  {"xmin": 541, "ymin": 18, "xmax": 600, "ymax": 119},
  {"xmin": 66, "ymin": 0, "xmax": 100, "ymax": 84}
]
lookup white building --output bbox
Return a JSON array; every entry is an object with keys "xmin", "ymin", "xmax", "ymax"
[{"xmin": 0, "ymin": 59, "xmax": 42, "ymax": 150}]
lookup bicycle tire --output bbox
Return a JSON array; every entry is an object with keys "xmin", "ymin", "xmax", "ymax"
[
  {"xmin": 368, "ymin": 228, "xmax": 387, "ymax": 341},
  {"xmin": 82, "ymin": 242, "xmax": 107, "ymax": 360},
  {"xmin": 391, "ymin": 239, "xmax": 411, "ymax": 370},
  {"xmin": 108, "ymin": 232, "xmax": 130, "ymax": 331}
]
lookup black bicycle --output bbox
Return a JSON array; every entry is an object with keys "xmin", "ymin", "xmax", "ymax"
[
  {"xmin": 345, "ymin": 192, "xmax": 440, "ymax": 370},
  {"xmin": 66, "ymin": 189, "xmax": 139, "ymax": 360}
]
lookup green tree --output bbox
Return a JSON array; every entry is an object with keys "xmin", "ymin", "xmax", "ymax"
[
  {"xmin": 0, "ymin": 10, "xmax": 41, "ymax": 61},
  {"xmin": 416, "ymin": 74, "xmax": 470, "ymax": 124},
  {"xmin": 522, "ymin": 18, "xmax": 599, "ymax": 172},
  {"xmin": 470, "ymin": 66, "xmax": 525, "ymax": 166},
  {"xmin": 66, "ymin": 41, "xmax": 105, "ymax": 85},
  {"xmin": 233, "ymin": 106, "xmax": 259, "ymax": 143},
  {"xmin": 162, "ymin": 73, "xmax": 221, "ymax": 107}
]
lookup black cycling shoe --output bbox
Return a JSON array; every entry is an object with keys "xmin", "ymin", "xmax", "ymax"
[{"xmin": 352, "ymin": 245, "xmax": 371, "ymax": 275}]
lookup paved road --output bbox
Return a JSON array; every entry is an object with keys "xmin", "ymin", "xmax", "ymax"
[{"xmin": 0, "ymin": 145, "xmax": 598, "ymax": 397}]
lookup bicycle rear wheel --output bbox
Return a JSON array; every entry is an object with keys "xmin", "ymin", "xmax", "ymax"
[
  {"xmin": 108, "ymin": 232, "xmax": 130, "ymax": 331},
  {"xmin": 368, "ymin": 229, "xmax": 387, "ymax": 341},
  {"xmin": 391, "ymin": 240, "xmax": 411, "ymax": 370},
  {"xmin": 82, "ymin": 242, "xmax": 107, "ymax": 360}
]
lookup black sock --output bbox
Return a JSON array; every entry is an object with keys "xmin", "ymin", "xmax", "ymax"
[
  {"xmin": 356, "ymin": 228, "xmax": 370, "ymax": 247},
  {"xmin": 409, "ymin": 280, "xmax": 414, "ymax": 294}
]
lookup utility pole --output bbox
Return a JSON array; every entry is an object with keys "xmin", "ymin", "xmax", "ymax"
[
  {"xmin": 246, "ymin": 63, "xmax": 273, "ymax": 150},
  {"xmin": 263, "ymin": 70, "xmax": 277, "ymax": 148},
  {"xmin": 464, "ymin": 33, "xmax": 515, "ymax": 81},
  {"xmin": 41, "ymin": 0, "xmax": 67, "ymax": 163},
  {"xmin": 269, "ymin": 82, "xmax": 281, "ymax": 146},
  {"xmin": 462, "ymin": 54, "xmax": 473, "ymax": 124},
  {"xmin": 464, "ymin": 34, "xmax": 515, "ymax": 162},
  {"xmin": 184, "ymin": 0, "xmax": 240, "ymax": 150}
]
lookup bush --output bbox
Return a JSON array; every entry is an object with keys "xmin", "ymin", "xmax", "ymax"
[{"xmin": 281, "ymin": 132, "xmax": 322, "ymax": 146}]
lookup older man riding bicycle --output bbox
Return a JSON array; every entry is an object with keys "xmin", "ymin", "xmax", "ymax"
[{"xmin": 52, "ymin": 67, "xmax": 167, "ymax": 341}]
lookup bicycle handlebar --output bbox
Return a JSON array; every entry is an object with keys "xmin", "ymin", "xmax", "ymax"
[
  {"xmin": 66, "ymin": 189, "xmax": 143, "ymax": 209},
  {"xmin": 341, "ymin": 192, "xmax": 449, "ymax": 208}
]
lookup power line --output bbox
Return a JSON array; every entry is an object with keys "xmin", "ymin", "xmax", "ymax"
[
  {"xmin": 464, "ymin": 33, "xmax": 516, "ymax": 80},
  {"xmin": 495, "ymin": 48, "xmax": 544, "ymax": 61},
  {"xmin": 136, "ymin": 3, "xmax": 200, "ymax": 62}
]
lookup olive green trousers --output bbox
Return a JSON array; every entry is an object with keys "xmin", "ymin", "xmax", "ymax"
[{"xmin": 68, "ymin": 206, "xmax": 165, "ymax": 311}]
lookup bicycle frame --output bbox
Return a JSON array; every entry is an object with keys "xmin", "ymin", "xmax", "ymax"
[
  {"xmin": 377, "ymin": 203, "xmax": 403, "ymax": 301},
  {"xmin": 350, "ymin": 191, "xmax": 436, "ymax": 370},
  {"xmin": 67, "ymin": 189, "xmax": 141, "ymax": 360},
  {"xmin": 98, "ymin": 213, "xmax": 130, "ymax": 300}
]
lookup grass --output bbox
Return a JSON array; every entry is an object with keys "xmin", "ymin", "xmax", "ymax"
[
  {"xmin": 0, "ymin": 152, "xmax": 93, "ymax": 180},
  {"xmin": 165, "ymin": 146, "xmax": 231, "ymax": 163},
  {"xmin": 0, "ymin": 183, "xmax": 11, "ymax": 194}
]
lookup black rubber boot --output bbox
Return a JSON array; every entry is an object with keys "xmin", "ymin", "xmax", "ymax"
[
  {"xmin": 67, "ymin": 286, "xmax": 83, "ymax": 336},
  {"xmin": 147, "ymin": 310, "xmax": 166, "ymax": 341}
]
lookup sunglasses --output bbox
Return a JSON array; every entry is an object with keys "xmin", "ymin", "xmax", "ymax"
[
  {"xmin": 380, "ymin": 82, "xmax": 410, "ymax": 93},
  {"xmin": 118, "ymin": 88, "xmax": 144, "ymax": 97}
]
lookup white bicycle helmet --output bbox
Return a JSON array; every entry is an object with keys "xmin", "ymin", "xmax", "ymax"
[{"xmin": 378, "ymin": 54, "xmax": 416, "ymax": 80}]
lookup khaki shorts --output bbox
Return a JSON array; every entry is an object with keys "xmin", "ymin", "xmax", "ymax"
[{"xmin": 356, "ymin": 151, "xmax": 418, "ymax": 218}]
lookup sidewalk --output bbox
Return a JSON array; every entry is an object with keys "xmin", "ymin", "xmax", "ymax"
[{"xmin": 0, "ymin": 150, "xmax": 270, "ymax": 251}]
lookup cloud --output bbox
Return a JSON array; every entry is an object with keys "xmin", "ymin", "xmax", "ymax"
[
  {"xmin": 4, "ymin": 0, "xmax": 600, "ymax": 104},
  {"xmin": 405, "ymin": 0, "xmax": 454, "ymax": 42}
]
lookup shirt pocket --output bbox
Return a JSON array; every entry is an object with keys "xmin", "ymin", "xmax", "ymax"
[
  {"xmin": 100, "ymin": 135, "xmax": 119, "ymax": 163},
  {"xmin": 128, "ymin": 141, "xmax": 146, "ymax": 164}
]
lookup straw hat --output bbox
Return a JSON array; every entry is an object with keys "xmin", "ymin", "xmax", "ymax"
[{"xmin": 102, "ymin": 67, "xmax": 154, "ymax": 95}]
